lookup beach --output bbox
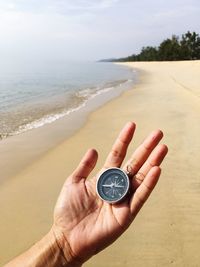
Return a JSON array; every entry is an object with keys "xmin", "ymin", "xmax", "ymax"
[{"xmin": 1, "ymin": 61, "xmax": 200, "ymax": 266}]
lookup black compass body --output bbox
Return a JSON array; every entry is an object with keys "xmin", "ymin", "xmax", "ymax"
[{"xmin": 96, "ymin": 167, "xmax": 130, "ymax": 204}]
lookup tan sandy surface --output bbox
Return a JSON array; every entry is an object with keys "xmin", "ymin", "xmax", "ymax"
[{"xmin": 0, "ymin": 61, "xmax": 200, "ymax": 266}]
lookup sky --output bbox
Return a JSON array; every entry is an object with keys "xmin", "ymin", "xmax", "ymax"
[{"xmin": 0, "ymin": 0, "xmax": 199, "ymax": 63}]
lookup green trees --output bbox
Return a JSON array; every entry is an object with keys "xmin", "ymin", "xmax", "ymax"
[
  {"xmin": 138, "ymin": 46, "xmax": 158, "ymax": 61},
  {"xmin": 180, "ymin": 31, "xmax": 200, "ymax": 60},
  {"xmin": 158, "ymin": 35, "xmax": 182, "ymax": 61},
  {"xmin": 115, "ymin": 31, "xmax": 200, "ymax": 62}
]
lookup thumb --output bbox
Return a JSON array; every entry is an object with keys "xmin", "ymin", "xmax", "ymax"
[{"xmin": 72, "ymin": 149, "xmax": 98, "ymax": 183}]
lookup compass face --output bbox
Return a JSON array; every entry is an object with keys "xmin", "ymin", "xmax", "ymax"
[{"xmin": 96, "ymin": 167, "xmax": 130, "ymax": 204}]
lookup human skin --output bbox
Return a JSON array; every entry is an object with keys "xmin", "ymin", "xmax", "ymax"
[{"xmin": 4, "ymin": 122, "xmax": 168, "ymax": 267}]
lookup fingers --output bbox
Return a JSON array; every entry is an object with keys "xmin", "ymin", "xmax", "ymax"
[
  {"xmin": 130, "ymin": 166, "xmax": 161, "ymax": 216},
  {"xmin": 72, "ymin": 149, "xmax": 98, "ymax": 183},
  {"xmin": 123, "ymin": 130, "xmax": 164, "ymax": 175},
  {"xmin": 133, "ymin": 144, "xmax": 168, "ymax": 187},
  {"xmin": 102, "ymin": 122, "xmax": 136, "ymax": 170}
]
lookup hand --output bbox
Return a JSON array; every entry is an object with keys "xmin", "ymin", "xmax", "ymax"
[{"xmin": 52, "ymin": 122, "xmax": 168, "ymax": 266}]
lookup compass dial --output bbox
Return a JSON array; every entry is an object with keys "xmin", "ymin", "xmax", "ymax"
[{"xmin": 96, "ymin": 167, "xmax": 130, "ymax": 204}]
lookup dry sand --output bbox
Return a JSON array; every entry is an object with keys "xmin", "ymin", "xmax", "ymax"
[{"xmin": 0, "ymin": 61, "xmax": 200, "ymax": 266}]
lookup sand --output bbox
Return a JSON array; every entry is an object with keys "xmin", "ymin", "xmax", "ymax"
[{"xmin": 0, "ymin": 61, "xmax": 200, "ymax": 266}]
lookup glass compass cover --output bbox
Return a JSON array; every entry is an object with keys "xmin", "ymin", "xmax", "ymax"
[{"xmin": 96, "ymin": 167, "xmax": 130, "ymax": 204}]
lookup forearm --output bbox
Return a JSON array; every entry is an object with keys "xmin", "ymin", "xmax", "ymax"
[{"xmin": 4, "ymin": 229, "xmax": 82, "ymax": 267}]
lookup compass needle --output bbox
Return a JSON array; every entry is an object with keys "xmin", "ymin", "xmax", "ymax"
[{"xmin": 96, "ymin": 168, "xmax": 130, "ymax": 204}]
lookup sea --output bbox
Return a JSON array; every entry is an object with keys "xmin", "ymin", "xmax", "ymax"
[{"xmin": 0, "ymin": 61, "xmax": 137, "ymax": 140}]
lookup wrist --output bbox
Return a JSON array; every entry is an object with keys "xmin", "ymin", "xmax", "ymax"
[
  {"xmin": 43, "ymin": 230, "xmax": 69, "ymax": 267},
  {"xmin": 4, "ymin": 228, "xmax": 81, "ymax": 267},
  {"xmin": 50, "ymin": 226, "xmax": 83, "ymax": 267}
]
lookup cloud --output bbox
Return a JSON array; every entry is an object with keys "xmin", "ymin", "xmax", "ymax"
[
  {"xmin": 57, "ymin": 0, "xmax": 119, "ymax": 10},
  {"xmin": 0, "ymin": 0, "xmax": 119, "ymax": 15},
  {"xmin": 0, "ymin": 0, "xmax": 199, "ymax": 62}
]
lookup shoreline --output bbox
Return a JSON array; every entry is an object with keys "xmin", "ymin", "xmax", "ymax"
[
  {"xmin": 1, "ymin": 61, "xmax": 200, "ymax": 266},
  {"xmin": 0, "ymin": 71, "xmax": 138, "ymax": 184},
  {"xmin": 0, "ymin": 61, "xmax": 136, "ymax": 141}
]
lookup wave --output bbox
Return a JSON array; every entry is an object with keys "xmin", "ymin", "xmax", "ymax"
[{"xmin": 0, "ymin": 79, "xmax": 134, "ymax": 140}]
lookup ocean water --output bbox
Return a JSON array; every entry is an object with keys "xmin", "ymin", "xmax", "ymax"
[{"xmin": 0, "ymin": 61, "xmax": 137, "ymax": 139}]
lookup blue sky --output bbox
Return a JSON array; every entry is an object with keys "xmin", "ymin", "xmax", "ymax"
[{"xmin": 0, "ymin": 0, "xmax": 199, "ymax": 62}]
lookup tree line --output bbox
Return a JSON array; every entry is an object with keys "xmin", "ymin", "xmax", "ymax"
[{"xmin": 110, "ymin": 31, "xmax": 200, "ymax": 62}]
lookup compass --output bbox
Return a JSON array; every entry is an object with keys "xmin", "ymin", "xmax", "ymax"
[{"xmin": 96, "ymin": 167, "xmax": 130, "ymax": 204}]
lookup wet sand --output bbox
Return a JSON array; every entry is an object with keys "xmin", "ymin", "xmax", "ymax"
[{"xmin": 1, "ymin": 61, "xmax": 200, "ymax": 266}]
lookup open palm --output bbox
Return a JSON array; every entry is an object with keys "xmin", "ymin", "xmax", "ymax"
[{"xmin": 53, "ymin": 122, "xmax": 168, "ymax": 265}]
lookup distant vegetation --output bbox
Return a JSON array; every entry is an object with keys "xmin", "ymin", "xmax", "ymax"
[{"xmin": 101, "ymin": 31, "xmax": 200, "ymax": 62}]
